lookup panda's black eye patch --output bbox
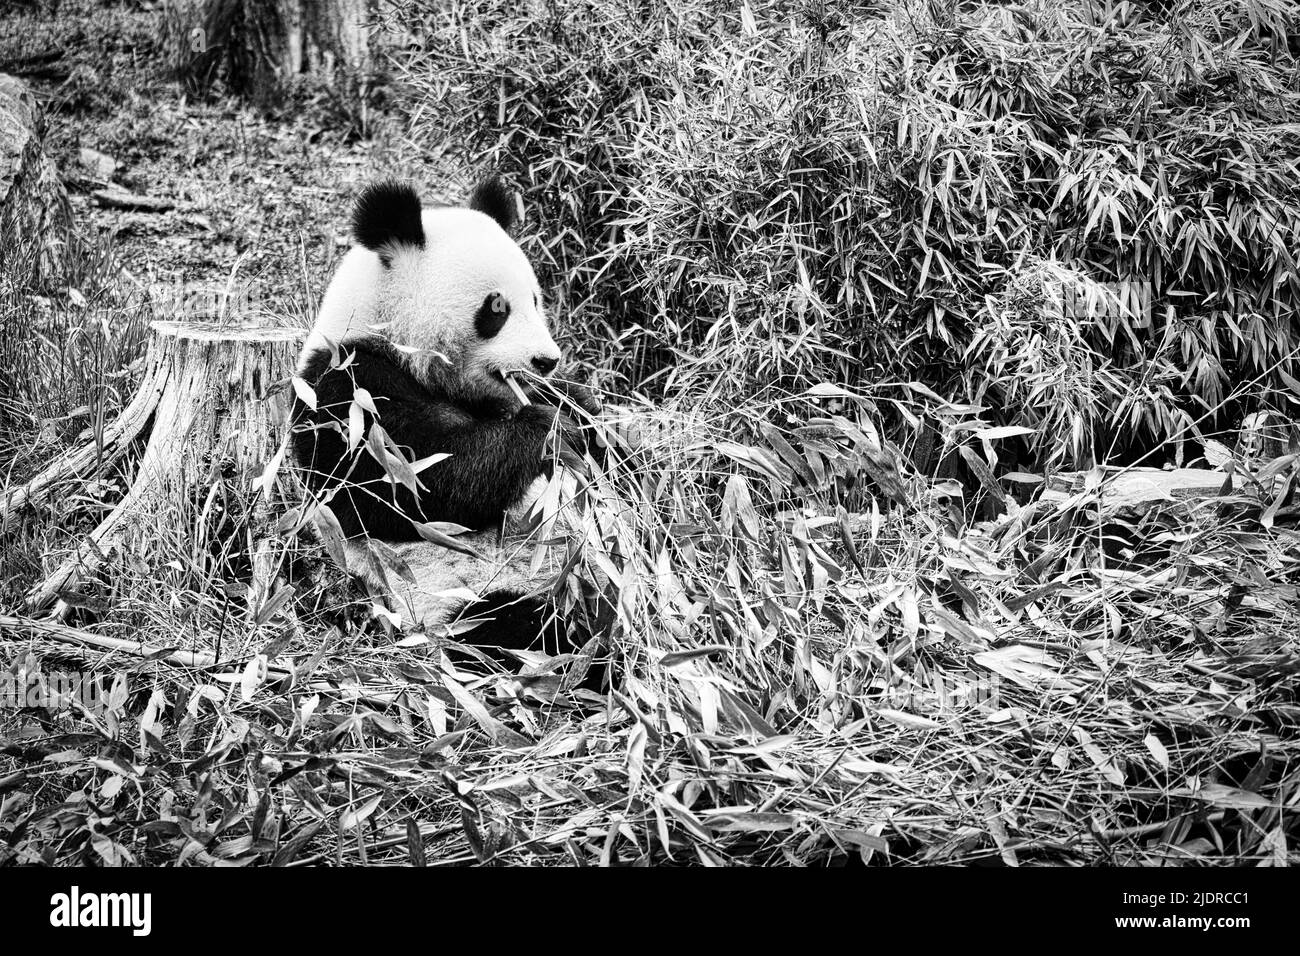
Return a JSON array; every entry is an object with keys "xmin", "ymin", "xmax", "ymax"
[{"xmin": 475, "ymin": 292, "xmax": 510, "ymax": 339}]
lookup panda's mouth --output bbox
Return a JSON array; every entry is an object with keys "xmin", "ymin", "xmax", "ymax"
[{"xmin": 493, "ymin": 368, "xmax": 531, "ymax": 405}]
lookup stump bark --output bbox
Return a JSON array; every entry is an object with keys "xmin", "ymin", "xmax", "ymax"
[{"xmin": 17, "ymin": 320, "xmax": 304, "ymax": 615}]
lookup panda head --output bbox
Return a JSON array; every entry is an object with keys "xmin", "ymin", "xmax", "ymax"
[{"xmin": 352, "ymin": 177, "xmax": 561, "ymax": 403}]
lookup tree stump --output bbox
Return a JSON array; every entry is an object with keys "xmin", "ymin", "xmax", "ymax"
[{"xmin": 19, "ymin": 320, "xmax": 304, "ymax": 615}]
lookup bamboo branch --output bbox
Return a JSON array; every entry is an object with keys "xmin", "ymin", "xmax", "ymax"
[{"xmin": 0, "ymin": 612, "xmax": 228, "ymax": 669}]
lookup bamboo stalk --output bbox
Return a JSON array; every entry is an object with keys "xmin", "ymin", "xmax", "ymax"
[
  {"xmin": 0, "ymin": 612, "xmax": 228, "ymax": 669},
  {"xmin": 504, "ymin": 372, "xmax": 530, "ymax": 405}
]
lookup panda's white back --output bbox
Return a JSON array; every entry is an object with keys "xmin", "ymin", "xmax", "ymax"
[{"xmin": 305, "ymin": 243, "xmax": 385, "ymax": 358}]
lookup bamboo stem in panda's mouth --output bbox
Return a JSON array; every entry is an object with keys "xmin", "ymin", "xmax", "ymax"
[{"xmin": 503, "ymin": 372, "xmax": 530, "ymax": 405}]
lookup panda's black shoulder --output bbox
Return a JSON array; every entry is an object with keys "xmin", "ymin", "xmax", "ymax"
[
  {"xmin": 297, "ymin": 342, "xmax": 338, "ymax": 388},
  {"xmin": 298, "ymin": 337, "xmax": 431, "ymax": 403}
]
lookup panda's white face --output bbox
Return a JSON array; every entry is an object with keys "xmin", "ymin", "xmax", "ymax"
[
  {"xmin": 308, "ymin": 179, "xmax": 562, "ymax": 404},
  {"xmin": 383, "ymin": 207, "xmax": 560, "ymax": 402}
]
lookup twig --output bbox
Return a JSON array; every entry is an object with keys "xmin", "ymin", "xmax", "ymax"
[{"xmin": 1081, "ymin": 811, "xmax": 1225, "ymax": 843}]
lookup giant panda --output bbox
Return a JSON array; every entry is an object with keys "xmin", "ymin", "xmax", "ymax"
[{"xmin": 290, "ymin": 177, "xmax": 600, "ymax": 660}]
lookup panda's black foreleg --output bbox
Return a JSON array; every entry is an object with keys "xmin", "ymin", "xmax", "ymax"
[
  {"xmin": 393, "ymin": 402, "xmax": 560, "ymax": 528},
  {"xmin": 294, "ymin": 340, "xmax": 564, "ymax": 535},
  {"xmin": 527, "ymin": 379, "xmax": 606, "ymax": 467}
]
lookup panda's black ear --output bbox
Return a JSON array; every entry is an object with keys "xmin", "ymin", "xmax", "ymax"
[
  {"xmin": 353, "ymin": 181, "xmax": 425, "ymax": 264},
  {"xmin": 467, "ymin": 175, "xmax": 519, "ymax": 233}
]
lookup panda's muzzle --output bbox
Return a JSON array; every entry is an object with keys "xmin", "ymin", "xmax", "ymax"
[{"xmin": 491, "ymin": 356, "xmax": 557, "ymax": 385}]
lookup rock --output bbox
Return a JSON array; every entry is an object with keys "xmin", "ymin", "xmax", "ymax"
[
  {"xmin": 91, "ymin": 187, "xmax": 176, "ymax": 213},
  {"xmin": 0, "ymin": 73, "xmax": 71, "ymax": 282},
  {"xmin": 78, "ymin": 147, "xmax": 118, "ymax": 180}
]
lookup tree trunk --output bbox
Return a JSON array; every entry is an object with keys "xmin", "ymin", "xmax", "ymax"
[
  {"xmin": 172, "ymin": 0, "xmax": 393, "ymax": 116},
  {"xmin": 20, "ymin": 320, "xmax": 304, "ymax": 616}
]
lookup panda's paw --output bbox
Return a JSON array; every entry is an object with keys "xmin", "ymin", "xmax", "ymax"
[
  {"xmin": 562, "ymin": 382, "xmax": 604, "ymax": 419},
  {"xmin": 533, "ymin": 379, "xmax": 603, "ymax": 419},
  {"xmin": 565, "ymin": 415, "xmax": 608, "ymax": 470},
  {"xmin": 517, "ymin": 402, "xmax": 557, "ymax": 424},
  {"xmin": 538, "ymin": 382, "xmax": 607, "ymax": 465}
]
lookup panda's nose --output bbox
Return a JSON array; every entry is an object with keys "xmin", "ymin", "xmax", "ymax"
[{"xmin": 531, "ymin": 356, "xmax": 558, "ymax": 376}]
